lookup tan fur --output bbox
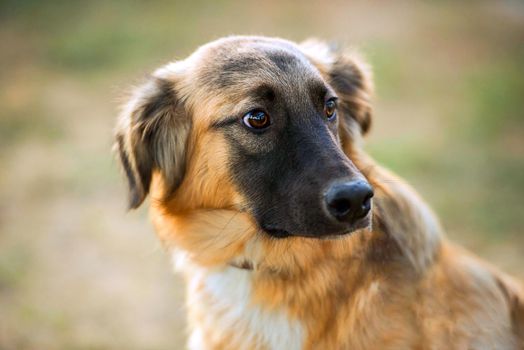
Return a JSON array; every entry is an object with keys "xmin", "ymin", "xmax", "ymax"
[{"xmin": 116, "ymin": 36, "xmax": 524, "ymax": 349}]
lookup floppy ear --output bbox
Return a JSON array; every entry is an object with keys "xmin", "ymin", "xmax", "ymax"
[
  {"xmin": 115, "ymin": 67, "xmax": 191, "ymax": 209},
  {"xmin": 300, "ymin": 40, "xmax": 373, "ymax": 140}
]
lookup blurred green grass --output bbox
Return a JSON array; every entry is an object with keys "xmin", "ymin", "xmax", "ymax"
[{"xmin": 0, "ymin": 1, "xmax": 523, "ymax": 349}]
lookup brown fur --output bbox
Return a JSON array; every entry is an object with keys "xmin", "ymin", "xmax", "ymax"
[{"xmin": 115, "ymin": 36, "xmax": 524, "ymax": 349}]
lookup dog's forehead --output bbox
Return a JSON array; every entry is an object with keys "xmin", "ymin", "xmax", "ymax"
[{"xmin": 193, "ymin": 37, "xmax": 322, "ymax": 91}]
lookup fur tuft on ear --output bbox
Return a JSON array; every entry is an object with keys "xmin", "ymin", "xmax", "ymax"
[
  {"xmin": 115, "ymin": 69, "xmax": 191, "ymax": 209},
  {"xmin": 300, "ymin": 40, "xmax": 374, "ymax": 138}
]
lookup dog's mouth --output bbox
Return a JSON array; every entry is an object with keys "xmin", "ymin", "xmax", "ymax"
[
  {"xmin": 261, "ymin": 226, "xmax": 292, "ymax": 238},
  {"xmin": 260, "ymin": 215, "xmax": 371, "ymax": 239}
]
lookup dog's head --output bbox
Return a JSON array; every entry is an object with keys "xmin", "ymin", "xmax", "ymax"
[{"xmin": 116, "ymin": 36, "xmax": 374, "ymax": 240}]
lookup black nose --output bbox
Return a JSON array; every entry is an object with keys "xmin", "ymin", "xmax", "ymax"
[{"xmin": 324, "ymin": 180, "xmax": 374, "ymax": 223}]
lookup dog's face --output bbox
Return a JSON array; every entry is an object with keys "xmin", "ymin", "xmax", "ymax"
[{"xmin": 116, "ymin": 36, "xmax": 374, "ymax": 239}]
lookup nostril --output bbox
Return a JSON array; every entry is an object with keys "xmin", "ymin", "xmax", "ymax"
[
  {"xmin": 329, "ymin": 198, "xmax": 352, "ymax": 217},
  {"xmin": 357, "ymin": 195, "xmax": 373, "ymax": 219}
]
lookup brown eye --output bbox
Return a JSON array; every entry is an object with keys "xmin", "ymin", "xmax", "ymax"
[
  {"xmin": 324, "ymin": 99, "xmax": 337, "ymax": 120},
  {"xmin": 242, "ymin": 110, "xmax": 271, "ymax": 131}
]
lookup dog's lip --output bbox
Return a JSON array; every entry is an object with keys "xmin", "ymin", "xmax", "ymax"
[
  {"xmin": 260, "ymin": 225, "xmax": 291, "ymax": 238},
  {"xmin": 260, "ymin": 215, "xmax": 371, "ymax": 239}
]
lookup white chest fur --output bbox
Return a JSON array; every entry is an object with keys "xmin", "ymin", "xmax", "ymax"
[{"xmin": 174, "ymin": 251, "xmax": 304, "ymax": 350}]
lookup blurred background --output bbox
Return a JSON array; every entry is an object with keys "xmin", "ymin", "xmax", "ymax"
[{"xmin": 0, "ymin": 0, "xmax": 523, "ymax": 348}]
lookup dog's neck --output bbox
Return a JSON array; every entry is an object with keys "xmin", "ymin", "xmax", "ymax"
[{"xmin": 228, "ymin": 260, "xmax": 254, "ymax": 270}]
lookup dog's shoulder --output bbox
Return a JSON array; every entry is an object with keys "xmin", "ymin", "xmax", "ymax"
[{"xmin": 416, "ymin": 243, "xmax": 524, "ymax": 348}]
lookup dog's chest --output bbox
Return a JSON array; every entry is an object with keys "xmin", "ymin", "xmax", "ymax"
[{"xmin": 178, "ymin": 258, "xmax": 305, "ymax": 350}]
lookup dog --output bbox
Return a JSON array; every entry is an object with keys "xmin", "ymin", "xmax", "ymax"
[{"xmin": 115, "ymin": 36, "xmax": 524, "ymax": 349}]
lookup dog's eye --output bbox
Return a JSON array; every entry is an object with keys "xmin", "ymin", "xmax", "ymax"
[
  {"xmin": 242, "ymin": 110, "xmax": 271, "ymax": 130},
  {"xmin": 324, "ymin": 99, "xmax": 337, "ymax": 121}
]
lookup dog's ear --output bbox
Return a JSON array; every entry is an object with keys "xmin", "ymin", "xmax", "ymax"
[
  {"xmin": 115, "ymin": 66, "xmax": 190, "ymax": 209},
  {"xmin": 300, "ymin": 40, "xmax": 373, "ymax": 139}
]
